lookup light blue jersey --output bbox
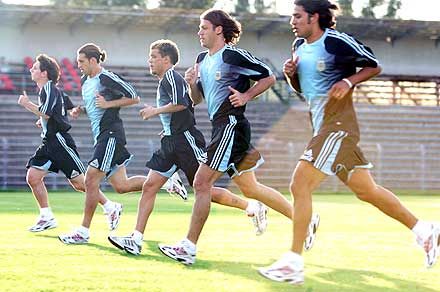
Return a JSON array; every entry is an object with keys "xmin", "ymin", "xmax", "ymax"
[
  {"xmin": 82, "ymin": 70, "xmax": 105, "ymax": 144},
  {"xmin": 294, "ymin": 28, "xmax": 379, "ymax": 136}
]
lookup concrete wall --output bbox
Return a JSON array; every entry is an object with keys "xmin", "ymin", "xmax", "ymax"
[{"xmin": 1, "ymin": 22, "xmax": 439, "ymax": 76}]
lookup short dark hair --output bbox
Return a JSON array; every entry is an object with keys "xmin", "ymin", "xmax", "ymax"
[
  {"xmin": 150, "ymin": 39, "xmax": 180, "ymax": 65},
  {"xmin": 294, "ymin": 0, "xmax": 338, "ymax": 30},
  {"xmin": 201, "ymin": 9, "xmax": 241, "ymax": 45},
  {"xmin": 77, "ymin": 43, "xmax": 107, "ymax": 63},
  {"xmin": 36, "ymin": 54, "xmax": 60, "ymax": 82}
]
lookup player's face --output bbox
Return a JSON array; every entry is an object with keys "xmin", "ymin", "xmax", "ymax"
[
  {"xmin": 29, "ymin": 61, "xmax": 44, "ymax": 82},
  {"xmin": 198, "ymin": 19, "xmax": 217, "ymax": 49},
  {"xmin": 290, "ymin": 5, "xmax": 313, "ymax": 38},
  {"xmin": 76, "ymin": 53, "xmax": 92, "ymax": 76},
  {"xmin": 148, "ymin": 48, "xmax": 165, "ymax": 77}
]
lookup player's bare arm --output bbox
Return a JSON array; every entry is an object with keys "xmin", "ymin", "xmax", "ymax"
[
  {"xmin": 229, "ymin": 74, "xmax": 276, "ymax": 107},
  {"xmin": 17, "ymin": 91, "xmax": 49, "ymax": 119},
  {"xmin": 283, "ymin": 56, "xmax": 301, "ymax": 92},
  {"xmin": 95, "ymin": 93, "xmax": 140, "ymax": 109},
  {"xmin": 185, "ymin": 64, "xmax": 203, "ymax": 105},
  {"xmin": 328, "ymin": 65, "xmax": 382, "ymax": 100},
  {"xmin": 139, "ymin": 103, "xmax": 186, "ymax": 120}
]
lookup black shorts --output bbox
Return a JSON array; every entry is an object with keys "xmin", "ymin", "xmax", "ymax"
[
  {"xmin": 146, "ymin": 127, "xmax": 206, "ymax": 186},
  {"xmin": 207, "ymin": 115, "xmax": 264, "ymax": 178},
  {"xmin": 89, "ymin": 132, "xmax": 132, "ymax": 179},
  {"xmin": 27, "ymin": 132, "xmax": 85, "ymax": 179}
]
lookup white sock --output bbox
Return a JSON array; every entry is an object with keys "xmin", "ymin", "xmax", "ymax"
[
  {"xmin": 182, "ymin": 238, "xmax": 197, "ymax": 254},
  {"xmin": 412, "ymin": 220, "xmax": 432, "ymax": 240},
  {"xmin": 132, "ymin": 230, "xmax": 143, "ymax": 245},
  {"xmin": 77, "ymin": 226, "xmax": 89, "ymax": 237},
  {"xmin": 283, "ymin": 251, "xmax": 304, "ymax": 269},
  {"xmin": 245, "ymin": 200, "xmax": 258, "ymax": 216},
  {"xmin": 40, "ymin": 207, "xmax": 53, "ymax": 218},
  {"xmin": 102, "ymin": 200, "xmax": 114, "ymax": 213}
]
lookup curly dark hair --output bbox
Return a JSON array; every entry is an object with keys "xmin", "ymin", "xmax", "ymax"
[
  {"xmin": 294, "ymin": 0, "xmax": 339, "ymax": 30},
  {"xmin": 201, "ymin": 9, "xmax": 242, "ymax": 45},
  {"xmin": 36, "ymin": 54, "xmax": 60, "ymax": 82},
  {"xmin": 150, "ymin": 39, "xmax": 180, "ymax": 65}
]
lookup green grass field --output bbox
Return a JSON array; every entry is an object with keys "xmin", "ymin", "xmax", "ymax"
[{"xmin": 1, "ymin": 191, "xmax": 439, "ymax": 291}]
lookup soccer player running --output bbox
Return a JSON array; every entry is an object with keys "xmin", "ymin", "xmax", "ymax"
[
  {"xmin": 258, "ymin": 0, "xmax": 440, "ymax": 285},
  {"xmin": 18, "ymin": 54, "xmax": 117, "ymax": 232},
  {"xmin": 58, "ymin": 43, "xmax": 185, "ymax": 244},
  {"xmin": 108, "ymin": 39, "xmax": 271, "ymax": 255},
  {"xmin": 158, "ymin": 9, "xmax": 319, "ymax": 266}
]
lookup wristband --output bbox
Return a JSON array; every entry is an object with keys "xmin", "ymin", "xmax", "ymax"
[{"xmin": 342, "ymin": 78, "xmax": 354, "ymax": 89}]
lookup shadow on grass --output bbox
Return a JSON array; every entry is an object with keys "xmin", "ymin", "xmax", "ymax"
[{"xmin": 34, "ymin": 236, "xmax": 438, "ymax": 292}]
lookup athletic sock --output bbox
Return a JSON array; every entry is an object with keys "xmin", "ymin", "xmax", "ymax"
[{"xmin": 132, "ymin": 230, "xmax": 143, "ymax": 245}]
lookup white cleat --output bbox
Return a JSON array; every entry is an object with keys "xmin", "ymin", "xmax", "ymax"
[
  {"xmin": 258, "ymin": 254, "xmax": 304, "ymax": 285},
  {"xmin": 304, "ymin": 213, "xmax": 320, "ymax": 251},
  {"xmin": 250, "ymin": 201, "xmax": 268, "ymax": 236},
  {"xmin": 417, "ymin": 223, "xmax": 440, "ymax": 268},
  {"xmin": 58, "ymin": 229, "xmax": 89, "ymax": 244},
  {"xmin": 108, "ymin": 235, "xmax": 142, "ymax": 256},
  {"xmin": 163, "ymin": 172, "xmax": 188, "ymax": 201},
  {"xmin": 158, "ymin": 240, "xmax": 196, "ymax": 265},
  {"xmin": 28, "ymin": 216, "xmax": 57, "ymax": 232},
  {"xmin": 106, "ymin": 202, "xmax": 123, "ymax": 231}
]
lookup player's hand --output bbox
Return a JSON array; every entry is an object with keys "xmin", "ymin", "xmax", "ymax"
[
  {"xmin": 35, "ymin": 119, "xmax": 42, "ymax": 128},
  {"xmin": 228, "ymin": 86, "xmax": 250, "ymax": 107},
  {"xmin": 283, "ymin": 55, "xmax": 299, "ymax": 78},
  {"xmin": 95, "ymin": 92, "xmax": 109, "ymax": 109},
  {"xmin": 184, "ymin": 64, "xmax": 198, "ymax": 85},
  {"xmin": 328, "ymin": 80, "xmax": 352, "ymax": 100},
  {"xmin": 139, "ymin": 104, "xmax": 156, "ymax": 120},
  {"xmin": 70, "ymin": 106, "xmax": 82, "ymax": 119},
  {"xmin": 17, "ymin": 90, "xmax": 29, "ymax": 106}
]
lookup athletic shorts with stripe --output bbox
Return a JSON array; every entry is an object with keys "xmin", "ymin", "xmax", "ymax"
[
  {"xmin": 206, "ymin": 115, "xmax": 264, "ymax": 178},
  {"xmin": 299, "ymin": 130, "xmax": 372, "ymax": 182},
  {"xmin": 146, "ymin": 127, "xmax": 206, "ymax": 185},
  {"xmin": 26, "ymin": 132, "xmax": 86, "ymax": 179},
  {"xmin": 88, "ymin": 131, "xmax": 132, "ymax": 179}
]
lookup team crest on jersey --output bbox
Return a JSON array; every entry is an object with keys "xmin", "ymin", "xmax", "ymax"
[
  {"xmin": 89, "ymin": 159, "xmax": 100, "ymax": 168},
  {"xmin": 316, "ymin": 59, "xmax": 326, "ymax": 72},
  {"xmin": 300, "ymin": 149, "xmax": 313, "ymax": 162},
  {"xmin": 215, "ymin": 71, "xmax": 221, "ymax": 80}
]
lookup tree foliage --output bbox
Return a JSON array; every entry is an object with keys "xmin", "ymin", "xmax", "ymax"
[
  {"xmin": 51, "ymin": 0, "xmax": 144, "ymax": 6},
  {"xmin": 235, "ymin": 0, "xmax": 250, "ymax": 14},
  {"xmin": 384, "ymin": 0, "xmax": 402, "ymax": 18},
  {"xmin": 338, "ymin": 0, "xmax": 353, "ymax": 17},
  {"xmin": 158, "ymin": 0, "xmax": 215, "ymax": 9}
]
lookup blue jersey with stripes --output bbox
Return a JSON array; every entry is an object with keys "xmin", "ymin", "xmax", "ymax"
[
  {"xmin": 294, "ymin": 28, "xmax": 379, "ymax": 136},
  {"xmin": 81, "ymin": 68, "xmax": 138, "ymax": 145},
  {"xmin": 38, "ymin": 80, "xmax": 74, "ymax": 139},
  {"xmin": 156, "ymin": 68, "xmax": 195, "ymax": 136},
  {"xmin": 196, "ymin": 45, "xmax": 272, "ymax": 121}
]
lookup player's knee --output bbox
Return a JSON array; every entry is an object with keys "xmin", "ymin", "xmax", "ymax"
[
  {"xmin": 26, "ymin": 172, "xmax": 41, "ymax": 187},
  {"xmin": 193, "ymin": 177, "xmax": 210, "ymax": 194},
  {"xmin": 354, "ymin": 187, "xmax": 376, "ymax": 202},
  {"xmin": 240, "ymin": 183, "xmax": 259, "ymax": 199},
  {"xmin": 113, "ymin": 184, "xmax": 128, "ymax": 194},
  {"xmin": 71, "ymin": 180, "xmax": 85, "ymax": 193},
  {"xmin": 84, "ymin": 176, "xmax": 99, "ymax": 193}
]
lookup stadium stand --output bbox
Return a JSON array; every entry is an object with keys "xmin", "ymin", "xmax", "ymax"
[{"xmin": 1, "ymin": 63, "xmax": 439, "ymax": 191}]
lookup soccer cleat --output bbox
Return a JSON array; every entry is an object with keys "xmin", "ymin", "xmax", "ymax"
[
  {"xmin": 106, "ymin": 202, "xmax": 123, "ymax": 231},
  {"xmin": 258, "ymin": 255, "xmax": 304, "ymax": 285},
  {"xmin": 28, "ymin": 216, "xmax": 57, "ymax": 232},
  {"xmin": 250, "ymin": 201, "xmax": 268, "ymax": 236},
  {"xmin": 108, "ymin": 235, "xmax": 142, "ymax": 255},
  {"xmin": 58, "ymin": 229, "xmax": 89, "ymax": 244},
  {"xmin": 158, "ymin": 241, "xmax": 196, "ymax": 265},
  {"xmin": 304, "ymin": 213, "xmax": 320, "ymax": 251},
  {"xmin": 164, "ymin": 172, "xmax": 188, "ymax": 201},
  {"xmin": 417, "ymin": 224, "xmax": 440, "ymax": 268}
]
